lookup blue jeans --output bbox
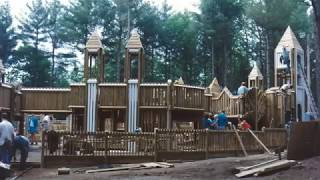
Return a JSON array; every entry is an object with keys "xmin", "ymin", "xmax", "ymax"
[{"xmin": 0, "ymin": 145, "xmax": 11, "ymax": 164}]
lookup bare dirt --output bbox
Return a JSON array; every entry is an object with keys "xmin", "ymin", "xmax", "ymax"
[{"xmin": 18, "ymin": 154, "xmax": 320, "ymax": 180}]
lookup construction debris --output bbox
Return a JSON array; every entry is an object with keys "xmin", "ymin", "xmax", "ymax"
[
  {"xmin": 85, "ymin": 162, "xmax": 174, "ymax": 174},
  {"xmin": 58, "ymin": 167, "xmax": 71, "ymax": 175},
  {"xmin": 235, "ymin": 159, "xmax": 297, "ymax": 178}
]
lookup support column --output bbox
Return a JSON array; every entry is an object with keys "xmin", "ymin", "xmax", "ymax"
[
  {"xmin": 127, "ymin": 79, "xmax": 138, "ymax": 132},
  {"xmin": 86, "ymin": 79, "xmax": 97, "ymax": 132}
]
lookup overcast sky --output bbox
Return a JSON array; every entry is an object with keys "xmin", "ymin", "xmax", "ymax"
[{"xmin": 8, "ymin": 0, "xmax": 200, "ymax": 24}]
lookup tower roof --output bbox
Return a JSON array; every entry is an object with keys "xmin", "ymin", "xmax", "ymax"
[
  {"xmin": 126, "ymin": 31, "xmax": 143, "ymax": 49},
  {"xmin": 208, "ymin": 78, "xmax": 221, "ymax": 93},
  {"xmin": 0, "ymin": 58, "xmax": 5, "ymax": 74},
  {"xmin": 277, "ymin": 26, "xmax": 302, "ymax": 50},
  {"xmin": 248, "ymin": 63, "xmax": 263, "ymax": 80},
  {"xmin": 86, "ymin": 32, "xmax": 103, "ymax": 53}
]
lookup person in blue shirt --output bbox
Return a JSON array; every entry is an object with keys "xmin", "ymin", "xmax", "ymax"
[
  {"xmin": 12, "ymin": 135, "xmax": 29, "ymax": 170},
  {"xmin": 28, "ymin": 115, "xmax": 39, "ymax": 145},
  {"xmin": 217, "ymin": 111, "xmax": 228, "ymax": 130},
  {"xmin": 202, "ymin": 113, "xmax": 215, "ymax": 129},
  {"xmin": 237, "ymin": 82, "xmax": 249, "ymax": 95}
]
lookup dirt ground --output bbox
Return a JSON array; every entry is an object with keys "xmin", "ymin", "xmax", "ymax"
[{"xmin": 17, "ymin": 154, "xmax": 320, "ymax": 180}]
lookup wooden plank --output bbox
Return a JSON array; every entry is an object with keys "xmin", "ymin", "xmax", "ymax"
[
  {"xmin": 235, "ymin": 160, "xmax": 296, "ymax": 178},
  {"xmin": 235, "ymin": 159, "xmax": 278, "ymax": 172},
  {"xmin": 232, "ymin": 125, "xmax": 248, "ymax": 157},
  {"xmin": 86, "ymin": 165, "xmax": 141, "ymax": 174},
  {"xmin": 248, "ymin": 129, "xmax": 272, "ymax": 154}
]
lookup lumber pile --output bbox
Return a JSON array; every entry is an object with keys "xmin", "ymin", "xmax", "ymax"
[
  {"xmin": 85, "ymin": 162, "xmax": 174, "ymax": 174},
  {"xmin": 234, "ymin": 159, "xmax": 297, "ymax": 178}
]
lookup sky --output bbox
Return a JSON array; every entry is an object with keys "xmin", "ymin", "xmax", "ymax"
[{"xmin": 8, "ymin": 0, "xmax": 200, "ymax": 24}]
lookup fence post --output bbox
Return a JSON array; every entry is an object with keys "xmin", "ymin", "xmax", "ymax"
[
  {"xmin": 154, "ymin": 128, "xmax": 158, "ymax": 162},
  {"xmin": 41, "ymin": 131, "xmax": 45, "ymax": 168},
  {"xmin": 205, "ymin": 129, "xmax": 209, "ymax": 159},
  {"xmin": 105, "ymin": 131, "xmax": 109, "ymax": 164}
]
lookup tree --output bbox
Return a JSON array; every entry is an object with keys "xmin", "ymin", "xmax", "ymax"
[
  {"xmin": 17, "ymin": 0, "xmax": 51, "ymax": 86},
  {"xmin": 0, "ymin": 1, "xmax": 16, "ymax": 65},
  {"xmin": 311, "ymin": 0, "xmax": 320, "ymax": 107},
  {"xmin": 200, "ymin": 0, "xmax": 243, "ymax": 87}
]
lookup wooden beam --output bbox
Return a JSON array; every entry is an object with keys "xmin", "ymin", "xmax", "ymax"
[
  {"xmin": 99, "ymin": 106, "xmax": 127, "ymax": 109},
  {"xmin": 173, "ymin": 107, "xmax": 205, "ymax": 111},
  {"xmin": 139, "ymin": 106, "xmax": 167, "ymax": 109},
  {"xmin": 248, "ymin": 129, "xmax": 272, "ymax": 154},
  {"xmin": 232, "ymin": 125, "xmax": 248, "ymax": 157},
  {"xmin": 20, "ymin": 110, "xmax": 72, "ymax": 113}
]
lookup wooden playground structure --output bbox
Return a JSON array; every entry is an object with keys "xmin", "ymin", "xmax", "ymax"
[
  {"xmin": 0, "ymin": 27, "xmax": 316, "ymax": 133},
  {"xmin": 0, "ymin": 26, "xmax": 318, "ymax": 166}
]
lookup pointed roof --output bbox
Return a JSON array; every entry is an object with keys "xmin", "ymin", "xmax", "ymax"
[
  {"xmin": 174, "ymin": 77, "xmax": 184, "ymax": 85},
  {"xmin": 0, "ymin": 58, "xmax": 5, "ymax": 74},
  {"xmin": 248, "ymin": 63, "xmax": 263, "ymax": 80},
  {"xmin": 85, "ymin": 32, "xmax": 103, "ymax": 53},
  {"xmin": 277, "ymin": 26, "xmax": 302, "ymax": 50},
  {"xmin": 126, "ymin": 30, "xmax": 143, "ymax": 49},
  {"xmin": 208, "ymin": 78, "xmax": 222, "ymax": 94}
]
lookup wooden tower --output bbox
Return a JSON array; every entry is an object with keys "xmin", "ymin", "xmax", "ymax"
[
  {"xmin": 84, "ymin": 32, "xmax": 105, "ymax": 83},
  {"xmin": 124, "ymin": 31, "xmax": 144, "ymax": 83},
  {"xmin": 274, "ymin": 26, "xmax": 318, "ymax": 121},
  {"xmin": 248, "ymin": 63, "xmax": 263, "ymax": 89}
]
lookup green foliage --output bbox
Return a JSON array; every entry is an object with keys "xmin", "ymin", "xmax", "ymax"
[
  {"xmin": 4, "ymin": 0, "xmax": 315, "ymax": 92},
  {"xmin": 0, "ymin": 1, "xmax": 16, "ymax": 65}
]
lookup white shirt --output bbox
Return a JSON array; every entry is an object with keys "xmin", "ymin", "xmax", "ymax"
[
  {"xmin": 0, "ymin": 119, "xmax": 14, "ymax": 146},
  {"xmin": 42, "ymin": 115, "xmax": 51, "ymax": 131}
]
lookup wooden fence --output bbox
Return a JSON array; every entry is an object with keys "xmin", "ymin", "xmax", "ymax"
[
  {"xmin": 210, "ymin": 88, "xmax": 244, "ymax": 116},
  {"xmin": 42, "ymin": 128, "xmax": 287, "ymax": 167}
]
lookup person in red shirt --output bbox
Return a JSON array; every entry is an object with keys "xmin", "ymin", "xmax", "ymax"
[{"xmin": 240, "ymin": 119, "xmax": 251, "ymax": 130}]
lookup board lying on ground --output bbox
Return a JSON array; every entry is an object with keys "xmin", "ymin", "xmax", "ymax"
[
  {"xmin": 85, "ymin": 162, "xmax": 174, "ymax": 174},
  {"xmin": 235, "ymin": 159, "xmax": 296, "ymax": 178}
]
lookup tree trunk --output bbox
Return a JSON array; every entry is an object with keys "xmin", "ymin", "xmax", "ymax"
[
  {"xmin": 266, "ymin": 31, "xmax": 271, "ymax": 88},
  {"xmin": 311, "ymin": 0, "xmax": 320, "ymax": 107},
  {"xmin": 116, "ymin": 25, "xmax": 123, "ymax": 82},
  {"xmin": 223, "ymin": 43, "xmax": 229, "ymax": 87},
  {"xmin": 51, "ymin": 40, "xmax": 55, "ymax": 87}
]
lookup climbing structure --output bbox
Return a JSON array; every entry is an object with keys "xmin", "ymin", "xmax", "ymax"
[{"xmin": 274, "ymin": 26, "xmax": 319, "ymax": 120}]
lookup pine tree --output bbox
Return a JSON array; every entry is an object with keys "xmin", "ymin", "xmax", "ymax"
[
  {"xmin": 17, "ymin": 0, "xmax": 51, "ymax": 86},
  {"xmin": 0, "ymin": 1, "xmax": 16, "ymax": 65}
]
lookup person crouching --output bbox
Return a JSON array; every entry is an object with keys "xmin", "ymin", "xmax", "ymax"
[{"xmin": 12, "ymin": 135, "xmax": 29, "ymax": 170}]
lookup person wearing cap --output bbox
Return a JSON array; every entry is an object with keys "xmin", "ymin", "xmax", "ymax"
[{"xmin": 237, "ymin": 82, "xmax": 249, "ymax": 95}]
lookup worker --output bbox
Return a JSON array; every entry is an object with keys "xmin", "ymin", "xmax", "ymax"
[
  {"xmin": 0, "ymin": 113, "xmax": 14, "ymax": 164},
  {"xmin": 217, "ymin": 111, "xmax": 228, "ymax": 130},
  {"xmin": 237, "ymin": 82, "xmax": 249, "ymax": 95},
  {"xmin": 12, "ymin": 134, "xmax": 29, "ymax": 170},
  {"xmin": 239, "ymin": 119, "xmax": 252, "ymax": 131}
]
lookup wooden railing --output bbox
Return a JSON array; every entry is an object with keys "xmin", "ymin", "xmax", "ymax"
[
  {"xmin": 0, "ymin": 84, "xmax": 11, "ymax": 110},
  {"xmin": 21, "ymin": 88, "xmax": 70, "ymax": 112},
  {"xmin": 69, "ymin": 83, "xmax": 85, "ymax": 107},
  {"xmin": 42, "ymin": 128, "xmax": 287, "ymax": 167},
  {"xmin": 210, "ymin": 88, "xmax": 244, "ymax": 116},
  {"xmin": 172, "ymin": 84, "xmax": 205, "ymax": 110},
  {"xmin": 99, "ymin": 83, "xmax": 127, "ymax": 108},
  {"xmin": 140, "ymin": 83, "xmax": 167, "ymax": 107}
]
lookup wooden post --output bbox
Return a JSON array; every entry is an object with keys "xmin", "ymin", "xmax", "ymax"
[
  {"xmin": 154, "ymin": 128, "xmax": 158, "ymax": 162},
  {"xmin": 166, "ymin": 80, "xmax": 172, "ymax": 129},
  {"xmin": 255, "ymin": 88, "xmax": 258, "ymax": 130},
  {"xmin": 232, "ymin": 125, "xmax": 248, "ymax": 157},
  {"xmin": 105, "ymin": 131, "xmax": 109, "ymax": 164},
  {"xmin": 41, "ymin": 131, "xmax": 45, "ymax": 168},
  {"xmin": 205, "ymin": 129, "xmax": 209, "ymax": 159},
  {"xmin": 9, "ymin": 86, "xmax": 15, "ymax": 121}
]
